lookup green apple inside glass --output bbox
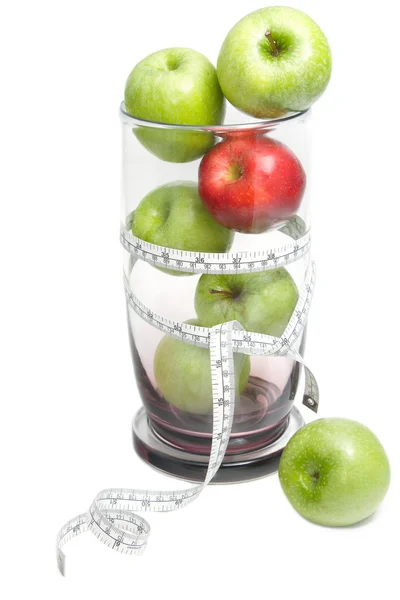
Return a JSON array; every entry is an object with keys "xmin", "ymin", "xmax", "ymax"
[
  {"xmin": 132, "ymin": 182, "xmax": 234, "ymax": 275},
  {"xmin": 217, "ymin": 6, "xmax": 332, "ymax": 118},
  {"xmin": 124, "ymin": 48, "xmax": 225, "ymax": 162},
  {"xmin": 154, "ymin": 319, "xmax": 251, "ymax": 415},
  {"xmin": 279, "ymin": 418, "xmax": 391, "ymax": 526},
  {"xmin": 195, "ymin": 268, "xmax": 298, "ymax": 336}
]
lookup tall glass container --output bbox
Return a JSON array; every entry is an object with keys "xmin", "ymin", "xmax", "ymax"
[{"xmin": 121, "ymin": 103, "xmax": 312, "ymax": 482}]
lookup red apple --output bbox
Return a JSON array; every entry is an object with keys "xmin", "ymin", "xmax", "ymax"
[{"xmin": 198, "ymin": 135, "xmax": 306, "ymax": 233}]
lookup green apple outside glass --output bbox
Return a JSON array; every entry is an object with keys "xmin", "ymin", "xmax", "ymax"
[
  {"xmin": 279, "ymin": 418, "xmax": 391, "ymax": 526},
  {"xmin": 132, "ymin": 182, "xmax": 234, "ymax": 276},
  {"xmin": 195, "ymin": 268, "xmax": 298, "ymax": 336},
  {"xmin": 217, "ymin": 6, "xmax": 332, "ymax": 118},
  {"xmin": 124, "ymin": 48, "xmax": 225, "ymax": 162},
  {"xmin": 154, "ymin": 319, "xmax": 251, "ymax": 415}
]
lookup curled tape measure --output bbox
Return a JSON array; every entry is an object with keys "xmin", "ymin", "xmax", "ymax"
[{"xmin": 56, "ymin": 216, "xmax": 318, "ymax": 576}]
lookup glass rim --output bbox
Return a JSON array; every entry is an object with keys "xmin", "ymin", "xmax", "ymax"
[{"xmin": 119, "ymin": 102, "xmax": 309, "ymax": 132}]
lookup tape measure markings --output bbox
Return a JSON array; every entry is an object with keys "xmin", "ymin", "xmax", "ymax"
[
  {"xmin": 120, "ymin": 214, "xmax": 310, "ymax": 275},
  {"xmin": 57, "ymin": 317, "xmax": 318, "ymax": 574},
  {"xmin": 57, "ymin": 320, "xmax": 238, "ymax": 574},
  {"xmin": 124, "ymin": 262, "xmax": 315, "ymax": 358},
  {"xmin": 125, "ymin": 261, "xmax": 318, "ymax": 413}
]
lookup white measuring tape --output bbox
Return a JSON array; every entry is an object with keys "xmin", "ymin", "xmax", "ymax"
[
  {"xmin": 120, "ymin": 214, "xmax": 310, "ymax": 274},
  {"xmin": 56, "ymin": 216, "xmax": 318, "ymax": 576}
]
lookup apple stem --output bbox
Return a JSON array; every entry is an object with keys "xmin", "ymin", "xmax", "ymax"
[
  {"xmin": 265, "ymin": 30, "xmax": 279, "ymax": 56},
  {"xmin": 209, "ymin": 289, "xmax": 234, "ymax": 297}
]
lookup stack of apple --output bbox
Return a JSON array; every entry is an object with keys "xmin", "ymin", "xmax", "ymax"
[
  {"xmin": 124, "ymin": 7, "xmax": 391, "ymax": 526},
  {"xmin": 125, "ymin": 6, "xmax": 329, "ymax": 414}
]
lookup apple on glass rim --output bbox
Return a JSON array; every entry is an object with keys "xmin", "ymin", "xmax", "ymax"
[
  {"xmin": 198, "ymin": 134, "xmax": 306, "ymax": 234},
  {"xmin": 124, "ymin": 47, "xmax": 225, "ymax": 163},
  {"xmin": 217, "ymin": 6, "xmax": 332, "ymax": 118}
]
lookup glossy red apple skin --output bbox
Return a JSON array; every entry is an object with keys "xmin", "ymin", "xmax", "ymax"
[{"xmin": 198, "ymin": 135, "xmax": 306, "ymax": 233}]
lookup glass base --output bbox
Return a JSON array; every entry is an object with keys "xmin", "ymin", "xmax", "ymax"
[{"xmin": 132, "ymin": 405, "xmax": 305, "ymax": 484}]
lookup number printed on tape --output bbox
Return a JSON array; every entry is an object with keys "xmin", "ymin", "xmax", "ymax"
[{"xmin": 120, "ymin": 214, "xmax": 310, "ymax": 275}]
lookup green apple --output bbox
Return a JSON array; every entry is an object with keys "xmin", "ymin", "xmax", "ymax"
[
  {"xmin": 132, "ymin": 182, "xmax": 234, "ymax": 276},
  {"xmin": 195, "ymin": 269, "xmax": 298, "ymax": 336},
  {"xmin": 217, "ymin": 6, "xmax": 332, "ymax": 118},
  {"xmin": 154, "ymin": 319, "xmax": 251, "ymax": 414},
  {"xmin": 124, "ymin": 48, "xmax": 225, "ymax": 162},
  {"xmin": 279, "ymin": 418, "xmax": 391, "ymax": 527}
]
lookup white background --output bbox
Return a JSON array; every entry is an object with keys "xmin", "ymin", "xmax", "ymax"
[{"xmin": 1, "ymin": 0, "xmax": 400, "ymax": 598}]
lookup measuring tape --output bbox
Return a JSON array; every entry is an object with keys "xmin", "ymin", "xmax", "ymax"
[
  {"xmin": 120, "ymin": 214, "xmax": 310, "ymax": 275},
  {"xmin": 56, "ymin": 217, "xmax": 318, "ymax": 576}
]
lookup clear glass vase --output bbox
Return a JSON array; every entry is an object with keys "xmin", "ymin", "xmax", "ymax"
[{"xmin": 121, "ymin": 103, "xmax": 311, "ymax": 482}]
